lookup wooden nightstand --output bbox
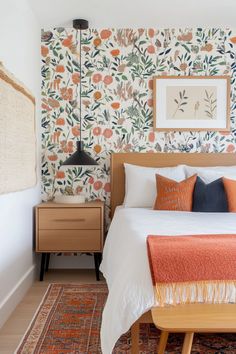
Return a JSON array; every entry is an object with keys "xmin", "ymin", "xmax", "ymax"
[{"xmin": 35, "ymin": 201, "xmax": 104, "ymax": 281}]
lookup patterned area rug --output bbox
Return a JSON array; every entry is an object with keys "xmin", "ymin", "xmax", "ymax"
[{"xmin": 16, "ymin": 283, "xmax": 236, "ymax": 353}]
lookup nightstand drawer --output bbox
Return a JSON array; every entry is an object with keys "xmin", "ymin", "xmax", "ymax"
[
  {"xmin": 38, "ymin": 230, "xmax": 101, "ymax": 251},
  {"xmin": 38, "ymin": 208, "xmax": 100, "ymax": 230}
]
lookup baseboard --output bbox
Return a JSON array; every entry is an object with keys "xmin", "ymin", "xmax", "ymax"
[{"xmin": 0, "ymin": 264, "xmax": 36, "ymax": 329}]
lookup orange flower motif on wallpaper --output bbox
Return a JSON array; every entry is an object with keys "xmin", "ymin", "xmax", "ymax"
[
  {"xmin": 103, "ymin": 129, "xmax": 113, "ymax": 139},
  {"xmin": 230, "ymin": 37, "xmax": 236, "ymax": 44},
  {"xmin": 41, "ymin": 46, "xmax": 49, "ymax": 57},
  {"xmin": 94, "ymin": 144, "xmax": 102, "ymax": 154},
  {"xmin": 110, "ymin": 49, "xmax": 120, "ymax": 57},
  {"xmin": 93, "ymin": 127, "xmax": 102, "ymax": 136},
  {"xmin": 177, "ymin": 31, "xmax": 193, "ymax": 42},
  {"xmin": 227, "ymin": 144, "xmax": 235, "ymax": 153},
  {"xmin": 56, "ymin": 65, "xmax": 65, "ymax": 73},
  {"xmin": 71, "ymin": 125, "xmax": 80, "ymax": 137},
  {"xmin": 147, "ymin": 45, "xmax": 155, "ymax": 54},
  {"xmin": 93, "ymin": 38, "xmax": 102, "ymax": 47},
  {"xmin": 104, "ymin": 183, "xmax": 111, "ymax": 193},
  {"xmin": 41, "ymin": 27, "xmax": 236, "ymax": 220},
  {"xmin": 71, "ymin": 73, "xmax": 80, "ymax": 84},
  {"xmin": 60, "ymin": 87, "xmax": 73, "ymax": 100},
  {"xmin": 103, "ymin": 75, "xmax": 113, "ymax": 85},
  {"xmin": 92, "ymin": 73, "xmax": 103, "ymax": 83},
  {"xmin": 62, "ymin": 34, "xmax": 73, "ymax": 47},
  {"xmin": 56, "ymin": 171, "xmax": 65, "ymax": 179},
  {"xmin": 111, "ymin": 102, "xmax": 120, "ymax": 110},
  {"xmin": 94, "ymin": 181, "xmax": 103, "ymax": 190},
  {"xmin": 148, "ymin": 131, "xmax": 155, "ymax": 143},
  {"xmin": 48, "ymin": 154, "xmax": 58, "ymax": 161},
  {"xmin": 52, "ymin": 131, "xmax": 61, "ymax": 143},
  {"xmin": 148, "ymin": 79, "xmax": 153, "ymax": 90},
  {"xmin": 94, "ymin": 91, "xmax": 102, "ymax": 100},
  {"xmin": 201, "ymin": 43, "xmax": 213, "ymax": 52},
  {"xmin": 180, "ymin": 63, "xmax": 188, "ymax": 71},
  {"xmin": 148, "ymin": 28, "xmax": 155, "ymax": 38},
  {"xmin": 56, "ymin": 117, "xmax": 65, "ymax": 125},
  {"xmin": 88, "ymin": 176, "xmax": 94, "ymax": 184},
  {"xmin": 60, "ymin": 141, "xmax": 74, "ymax": 153},
  {"xmin": 100, "ymin": 29, "xmax": 112, "ymax": 40}
]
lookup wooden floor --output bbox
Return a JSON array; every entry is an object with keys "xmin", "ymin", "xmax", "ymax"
[{"xmin": 0, "ymin": 269, "xmax": 105, "ymax": 354}]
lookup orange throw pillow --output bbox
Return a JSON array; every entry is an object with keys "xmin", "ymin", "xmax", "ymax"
[
  {"xmin": 153, "ymin": 174, "xmax": 197, "ymax": 211},
  {"xmin": 223, "ymin": 177, "xmax": 236, "ymax": 212}
]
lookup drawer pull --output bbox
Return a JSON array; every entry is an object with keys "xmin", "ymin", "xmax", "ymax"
[{"xmin": 54, "ymin": 218, "xmax": 86, "ymax": 222}]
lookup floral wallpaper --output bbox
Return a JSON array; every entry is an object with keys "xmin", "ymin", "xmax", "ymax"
[{"xmin": 41, "ymin": 27, "xmax": 236, "ymax": 222}]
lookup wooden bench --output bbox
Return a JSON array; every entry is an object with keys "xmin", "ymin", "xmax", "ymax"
[{"xmin": 151, "ymin": 303, "xmax": 236, "ymax": 354}]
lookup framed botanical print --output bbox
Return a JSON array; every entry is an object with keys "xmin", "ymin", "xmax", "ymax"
[{"xmin": 153, "ymin": 76, "xmax": 230, "ymax": 131}]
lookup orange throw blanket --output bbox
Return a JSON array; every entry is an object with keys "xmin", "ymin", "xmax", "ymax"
[{"xmin": 147, "ymin": 234, "xmax": 236, "ymax": 306}]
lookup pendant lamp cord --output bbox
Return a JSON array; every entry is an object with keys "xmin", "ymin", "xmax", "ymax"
[{"xmin": 79, "ymin": 27, "xmax": 82, "ymax": 143}]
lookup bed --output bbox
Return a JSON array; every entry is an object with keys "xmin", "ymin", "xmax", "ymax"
[{"xmin": 100, "ymin": 153, "xmax": 236, "ymax": 354}]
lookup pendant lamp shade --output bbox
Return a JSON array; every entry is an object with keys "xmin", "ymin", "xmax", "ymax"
[
  {"xmin": 62, "ymin": 141, "xmax": 98, "ymax": 166},
  {"xmin": 62, "ymin": 19, "xmax": 98, "ymax": 167}
]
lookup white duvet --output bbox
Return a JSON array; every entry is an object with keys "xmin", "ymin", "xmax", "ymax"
[{"xmin": 100, "ymin": 207, "xmax": 236, "ymax": 354}]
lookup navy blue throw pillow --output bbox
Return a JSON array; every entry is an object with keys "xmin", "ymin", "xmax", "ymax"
[{"xmin": 192, "ymin": 176, "xmax": 228, "ymax": 212}]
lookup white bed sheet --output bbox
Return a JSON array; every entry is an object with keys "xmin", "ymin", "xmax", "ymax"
[{"xmin": 100, "ymin": 207, "xmax": 236, "ymax": 354}]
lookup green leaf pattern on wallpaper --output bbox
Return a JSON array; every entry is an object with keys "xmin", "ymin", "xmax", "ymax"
[{"xmin": 41, "ymin": 28, "xmax": 236, "ymax": 221}]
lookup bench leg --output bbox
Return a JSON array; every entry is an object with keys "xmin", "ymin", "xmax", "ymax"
[
  {"xmin": 182, "ymin": 332, "xmax": 194, "ymax": 354},
  {"xmin": 158, "ymin": 331, "xmax": 169, "ymax": 354},
  {"xmin": 131, "ymin": 321, "xmax": 139, "ymax": 354}
]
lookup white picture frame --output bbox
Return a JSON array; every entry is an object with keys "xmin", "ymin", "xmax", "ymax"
[{"xmin": 153, "ymin": 76, "xmax": 230, "ymax": 131}]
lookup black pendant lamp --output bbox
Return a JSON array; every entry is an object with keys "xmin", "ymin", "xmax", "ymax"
[{"xmin": 62, "ymin": 19, "xmax": 98, "ymax": 166}]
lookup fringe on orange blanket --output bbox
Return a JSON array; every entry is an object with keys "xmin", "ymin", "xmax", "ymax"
[{"xmin": 155, "ymin": 280, "xmax": 236, "ymax": 307}]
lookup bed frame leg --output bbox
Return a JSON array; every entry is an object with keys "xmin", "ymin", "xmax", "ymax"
[
  {"xmin": 182, "ymin": 332, "xmax": 194, "ymax": 354},
  {"xmin": 158, "ymin": 331, "xmax": 169, "ymax": 354},
  {"xmin": 131, "ymin": 321, "xmax": 139, "ymax": 354}
]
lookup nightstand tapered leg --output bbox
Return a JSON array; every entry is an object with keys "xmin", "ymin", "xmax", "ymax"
[
  {"xmin": 45, "ymin": 253, "xmax": 51, "ymax": 272},
  {"xmin": 94, "ymin": 253, "xmax": 100, "ymax": 281},
  {"xmin": 40, "ymin": 253, "xmax": 46, "ymax": 281},
  {"xmin": 98, "ymin": 252, "xmax": 102, "ymax": 265}
]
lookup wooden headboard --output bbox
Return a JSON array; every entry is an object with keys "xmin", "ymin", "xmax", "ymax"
[{"xmin": 110, "ymin": 153, "xmax": 236, "ymax": 217}]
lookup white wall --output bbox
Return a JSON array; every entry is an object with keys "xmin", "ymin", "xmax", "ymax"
[
  {"xmin": 30, "ymin": 0, "xmax": 236, "ymax": 28},
  {"xmin": 0, "ymin": 0, "xmax": 41, "ymax": 328}
]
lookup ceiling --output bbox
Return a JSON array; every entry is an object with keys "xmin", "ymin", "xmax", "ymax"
[{"xmin": 28, "ymin": 0, "xmax": 236, "ymax": 28}]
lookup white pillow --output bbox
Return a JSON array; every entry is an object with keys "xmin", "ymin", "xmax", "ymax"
[
  {"xmin": 123, "ymin": 163, "xmax": 186, "ymax": 208},
  {"xmin": 184, "ymin": 165, "xmax": 236, "ymax": 183}
]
